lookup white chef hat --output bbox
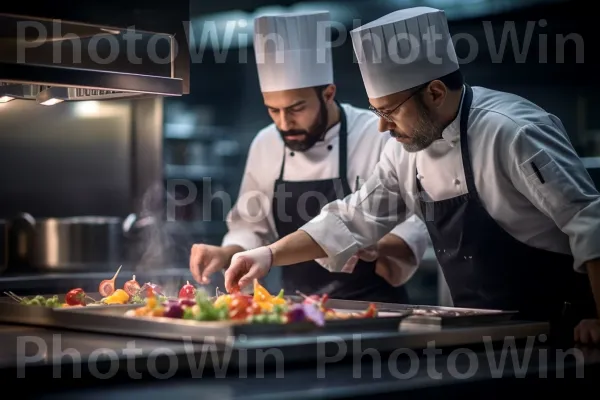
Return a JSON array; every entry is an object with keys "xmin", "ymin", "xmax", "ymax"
[
  {"xmin": 350, "ymin": 7, "xmax": 459, "ymax": 99},
  {"xmin": 253, "ymin": 11, "xmax": 333, "ymax": 92}
]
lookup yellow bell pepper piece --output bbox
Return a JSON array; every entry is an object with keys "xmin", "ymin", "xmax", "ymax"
[
  {"xmin": 214, "ymin": 295, "xmax": 232, "ymax": 308},
  {"xmin": 255, "ymin": 301, "xmax": 274, "ymax": 312},
  {"xmin": 271, "ymin": 296, "xmax": 286, "ymax": 305},
  {"xmin": 253, "ymin": 280, "xmax": 271, "ymax": 302},
  {"xmin": 113, "ymin": 289, "xmax": 130, "ymax": 303},
  {"xmin": 104, "ymin": 289, "xmax": 129, "ymax": 304}
]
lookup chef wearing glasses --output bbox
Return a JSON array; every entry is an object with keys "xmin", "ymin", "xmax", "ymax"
[{"xmin": 224, "ymin": 7, "xmax": 600, "ymax": 344}]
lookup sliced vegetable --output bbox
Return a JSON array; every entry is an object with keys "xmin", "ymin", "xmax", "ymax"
[
  {"xmin": 123, "ymin": 275, "xmax": 140, "ymax": 296},
  {"xmin": 103, "ymin": 289, "xmax": 130, "ymax": 305},
  {"xmin": 214, "ymin": 294, "xmax": 232, "ymax": 308},
  {"xmin": 228, "ymin": 293, "xmax": 252, "ymax": 320},
  {"xmin": 253, "ymin": 280, "xmax": 271, "ymax": 302},
  {"xmin": 362, "ymin": 303, "xmax": 377, "ymax": 318},
  {"xmin": 99, "ymin": 265, "xmax": 122, "ymax": 297},
  {"xmin": 164, "ymin": 302, "xmax": 184, "ymax": 318},
  {"xmin": 179, "ymin": 298, "xmax": 196, "ymax": 307},
  {"xmin": 302, "ymin": 303, "xmax": 325, "ymax": 326},
  {"xmin": 183, "ymin": 307, "xmax": 195, "ymax": 319}
]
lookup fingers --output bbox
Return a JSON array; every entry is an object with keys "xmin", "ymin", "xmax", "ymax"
[
  {"xmin": 238, "ymin": 271, "xmax": 256, "ymax": 291},
  {"xmin": 190, "ymin": 244, "xmax": 214, "ymax": 284},
  {"xmin": 574, "ymin": 320, "xmax": 600, "ymax": 345},
  {"xmin": 225, "ymin": 256, "xmax": 244, "ymax": 293},
  {"xmin": 201, "ymin": 259, "xmax": 226, "ymax": 284},
  {"xmin": 357, "ymin": 248, "xmax": 378, "ymax": 262},
  {"xmin": 189, "ymin": 244, "xmax": 205, "ymax": 283},
  {"xmin": 341, "ymin": 255, "xmax": 358, "ymax": 273}
]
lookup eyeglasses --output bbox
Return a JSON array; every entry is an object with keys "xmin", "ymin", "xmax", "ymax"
[{"xmin": 368, "ymin": 84, "xmax": 427, "ymax": 122}]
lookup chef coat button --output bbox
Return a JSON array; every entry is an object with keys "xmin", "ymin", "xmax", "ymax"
[
  {"xmin": 327, "ymin": 145, "xmax": 333, "ymax": 151},
  {"xmin": 290, "ymin": 151, "xmax": 295, "ymax": 157},
  {"xmin": 453, "ymin": 178, "xmax": 460, "ymax": 185}
]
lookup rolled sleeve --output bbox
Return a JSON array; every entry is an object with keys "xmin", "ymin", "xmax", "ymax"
[
  {"xmin": 221, "ymin": 230, "xmax": 265, "ymax": 251},
  {"xmin": 300, "ymin": 142, "xmax": 409, "ymax": 272},
  {"xmin": 388, "ymin": 214, "xmax": 430, "ymax": 268},
  {"xmin": 563, "ymin": 200, "xmax": 600, "ymax": 273},
  {"xmin": 300, "ymin": 212, "xmax": 360, "ymax": 272}
]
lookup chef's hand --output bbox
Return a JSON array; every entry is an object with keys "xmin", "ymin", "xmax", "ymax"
[
  {"xmin": 341, "ymin": 245, "xmax": 378, "ymax": 272},
  {"xmin": 575, "ymin": 319, "xmax": 600, "ymax": 345},
  {"xmin": 225, "ymin": 246, "xmax": 272, "ymax": 293},
  {"xmin": 189, "ymin": 244, "xmax": 233, "ymax": 284}
]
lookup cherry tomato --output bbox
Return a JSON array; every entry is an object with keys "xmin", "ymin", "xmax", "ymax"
[
  {"xmin": 66, "ymin": 288, "xmax": 86, "ymax": 306},
  {"xmin": 178, "ymin": 281, "xmax": 196, "ymax": 299}
]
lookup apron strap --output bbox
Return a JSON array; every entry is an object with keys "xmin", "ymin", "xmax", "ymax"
[
  {"xmin": 277, "ymin": 146, "xmax": 287, "ymax": 181},
  {"xmin": 338, "ymin": 102, "xmax": 349, "ymax": 186},
  {"xmin": 278, "ymin": 102, "xmax": 350, "ymax": 187},
  {"xmin": 457, "ymin": 85, "xmax": 476, "ymax": 196}
]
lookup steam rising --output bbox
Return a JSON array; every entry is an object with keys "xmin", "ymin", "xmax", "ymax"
[{"xmin": 128, "ymin": 182, "xmax": 199, "ymax": 296}]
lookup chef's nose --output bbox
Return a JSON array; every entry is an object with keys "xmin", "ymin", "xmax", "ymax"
[
  {"xmin": 279, "ymin": 111, "xmax": 293, "ymax": 131},
  {"xmin": 378, "ymin": 117, "xmax": 394, "ymax": 132}
]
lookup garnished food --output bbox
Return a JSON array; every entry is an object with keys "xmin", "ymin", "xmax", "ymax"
[
  {"xmin": 65, "ymin": 288, "xmax": 87, "ymax": 306},
  {"xmin": 123, "ymin": 275, "xmax": 141, "ymax": 296},
  {"xmin": 126, "ymin": 279, "xmax": 378, "ymax": 326},
  {"xmin": 4, "ymin": 265, "xmax": 169, "ymax": 308},
  {"xmin": 102, "ymin": 289, "xmax": 130, "ymax": 304},
  {"xmin": 9, "ymin": 294, "xmax": 62, "ymax": 308},
  {"xmin": 99, "ymin": 265, "xmax": 122, "ymax": 297},
  {"xmin": 127, "ymin": 287, "xmax": 229, "ymax": 321},
  {"xmin": 178, "ymin": 281, "xmax": 196, "ymax": 299}
]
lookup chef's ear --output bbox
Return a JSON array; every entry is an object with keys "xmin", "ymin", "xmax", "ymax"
[
  {"xmin": 424, "ymin": 80, "xmax": 447, "ymax": 108},
  {"xmin": 321, "ymin": 84, "xmax": 336, "ymax": 104}
]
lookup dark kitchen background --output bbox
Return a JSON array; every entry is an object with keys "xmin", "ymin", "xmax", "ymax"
[{"xmin": 0, "ymin": 0, "xmax": 597, "ymax": 302}]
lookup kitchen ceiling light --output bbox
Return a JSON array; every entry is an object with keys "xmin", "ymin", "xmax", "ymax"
[{"xmin": 36, "ymin": 86, "xmax": 144, "ymax": 106}]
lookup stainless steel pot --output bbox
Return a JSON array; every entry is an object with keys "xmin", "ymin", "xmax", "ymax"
[{"xmin": 8, "ymin": 213, "xmax": 126, "ymax": 271}]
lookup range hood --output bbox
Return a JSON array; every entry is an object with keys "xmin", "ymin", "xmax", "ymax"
[{"xmin": 0, "ymin": 2, "xmax": 190, "ymax": 105}]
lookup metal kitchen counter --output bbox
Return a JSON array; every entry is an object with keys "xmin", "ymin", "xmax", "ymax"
[{"xmin": 4, "ymin": 320, "xmax": 599, "ymax": 398}]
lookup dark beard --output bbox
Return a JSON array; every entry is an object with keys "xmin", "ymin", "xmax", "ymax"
[
  {"xmin": 278, "ymin": 98, "xmax": 329, "ymax": 152},
  {"xmin": 390, "ymin": 96, "xmax": 444, "ymax": 153}
]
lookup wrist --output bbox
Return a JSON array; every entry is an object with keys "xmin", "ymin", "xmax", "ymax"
[
  {"xmin": 266, "ymin": 246, "xmax": 274, "ymax": 270},
  {"xmin": 222, "ymin": 245, "xmax": 244, "ymax": 265}
]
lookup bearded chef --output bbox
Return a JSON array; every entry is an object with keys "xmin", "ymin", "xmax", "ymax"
[
  {"xmin": 224, "ymin": 7, "xmax": 600, "ymax": 344},
  {"xmin": 189, "ymin": 11, "xmax": 429, "ymax": 303}
]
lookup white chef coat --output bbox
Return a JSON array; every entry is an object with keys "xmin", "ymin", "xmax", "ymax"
[
  {"xmin": 222, "ymin": 103, "xmax": 430, "ymax": 284},
  {"xmin": 301, "ymin": 86, "xmax": 600, "ymax": 274}
]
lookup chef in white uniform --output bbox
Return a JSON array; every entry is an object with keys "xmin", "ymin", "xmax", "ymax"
[
  {"xmin": 224, "ymin": 7, "xmax": 600, "ymax": 344},
  {"xmin": 190, "ymin": 11, "xmax": 429, "ymax": 303}
]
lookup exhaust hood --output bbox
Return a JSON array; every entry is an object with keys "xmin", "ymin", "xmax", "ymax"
[{"xmin": 0, "ymin": 2, "xmax": 190, "ymax": 104}]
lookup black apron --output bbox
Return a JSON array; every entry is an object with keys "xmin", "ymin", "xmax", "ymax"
[
  {"xmin": 272, "ymin": 106, "xmax": 410, "ymax": 303},
  {"xmin": 415, "ymin": 85, "xmax": 596, "ymax": 329}
]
